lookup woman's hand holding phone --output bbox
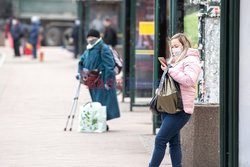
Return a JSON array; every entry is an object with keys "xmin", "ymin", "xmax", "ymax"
[
  {"xmin": 158, "ymin": 57, "xmax": 168, "ymax": 71},
  {"xmin": 161, "ymin": 64, "xmax": 167, "ymax": 71}
]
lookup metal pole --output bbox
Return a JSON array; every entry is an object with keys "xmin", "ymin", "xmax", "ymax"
[
  {"xmin": 170, "ymin": 0, "xmax": 177, "ymax": 36},
  {"xmin": 85, "ymin": 0, "xmax": 91, "ymax": 41},
  {"xmin": 122, "ymin": 0, "xmax": 127, "ymax": 102},
  {"xmin": 220, "ymin": 0, "xmax": 240, "ymax": 166},
  {"xmin": 153, "ymin": 0, "xmax": 167, "ymax": 135},
  {"xmin": 77, "ymin": 0, "xmax": 83, "ymax": 56},
  {"xmin": 154, "ymin": 0, "xmax": 160, "ymax": 92},
  {"xmin": 129, "ymin": 0, "xmax": 136, "ymax": 111},
  {"xmin": 154, "ymin": 0, "xmax": 167, "ymax": 100}
]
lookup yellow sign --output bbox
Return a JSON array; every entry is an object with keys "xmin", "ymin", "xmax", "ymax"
[
  {"xmin": 136, "ymin": 50, "xmax": 154, "ymax": 55},
  {"xmin": 139, "ymin": 22, "xmax": 155, "ymax": 35}
]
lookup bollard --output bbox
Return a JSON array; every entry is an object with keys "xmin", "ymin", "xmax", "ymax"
[{"xmin": 39, "ymin": 51, "xmax": 44, "ymax": 62}]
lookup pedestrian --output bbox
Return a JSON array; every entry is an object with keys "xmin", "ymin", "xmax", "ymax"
[
  {"xmin": 10, "ymin": 19, "xmax": 22, "ymax": 57},
  {"xmin": 149, "ymin": 33, "xmax": 201, "ymax": 167},
  {"xmin": 71, "ymin": 20, "xmax": 81, "ymax": 59},
  {"xmin": 29, "ymin": 16, "xmax": 40, "ymax": 59},
  {"xmin": 103, "ymin": 17, "xmax": 117, "ymax": 48},
  {"xmin": 78, "ymin": 29, "xmax": 120, "ymax": 130},
  {"xmin": 90, "ymin": 14, "xmax": 103, "ymax": 32}
]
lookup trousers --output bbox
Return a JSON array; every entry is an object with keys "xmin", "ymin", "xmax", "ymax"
[{"xmin": 149, "ymin": 111, "xmax": 191, "ymax": 167}]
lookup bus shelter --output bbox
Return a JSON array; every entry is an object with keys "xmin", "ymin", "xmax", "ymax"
[
  {"xmin": 123, "ymin": 0, "xmax": 183, "ymax": 134},
  {"xmin": 77, "ymin": 1, "xmax": 242, "ymax": 165}
]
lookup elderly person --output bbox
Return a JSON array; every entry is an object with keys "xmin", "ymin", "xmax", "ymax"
[{"xmin": 78, "ymin": 29, "xmax": 120, "ymax": 131}]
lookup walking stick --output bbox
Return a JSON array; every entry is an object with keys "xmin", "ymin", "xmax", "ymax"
[{"xmin": 64, "ymin": 81, "xmax": 81, "ymax": 131}]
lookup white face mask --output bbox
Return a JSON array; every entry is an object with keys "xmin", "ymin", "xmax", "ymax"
[
  {"xmin": 87, "ymin": 37, "xmax": 97, "ymax": 45},
  {"xmin": 172, "ymin": 47, "xmax": 182, "ymax": 57}
]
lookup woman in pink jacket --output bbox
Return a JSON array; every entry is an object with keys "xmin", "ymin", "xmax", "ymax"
[{"xmin": 149, "ymin": 33, "xmax": 201, "ymax": 167}]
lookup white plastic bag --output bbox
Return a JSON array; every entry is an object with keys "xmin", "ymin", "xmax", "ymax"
[{"xmin": 78, "ymin": 102, "xmax": 107, "ymax": 133}]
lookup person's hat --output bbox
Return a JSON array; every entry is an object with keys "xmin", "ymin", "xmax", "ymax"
[{"xmin": 87, "ymin": 29, "xmax": 100, "ymax": 38}]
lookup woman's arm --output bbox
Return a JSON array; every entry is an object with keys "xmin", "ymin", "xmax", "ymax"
[{"xmin": 168, "ymin": 57, "xmax": 201, "ymax": 87}]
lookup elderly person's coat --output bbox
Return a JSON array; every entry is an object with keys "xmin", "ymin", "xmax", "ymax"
[{"xmin": 78, "ymin": 39, "xmax": 120, "ymax": 120}]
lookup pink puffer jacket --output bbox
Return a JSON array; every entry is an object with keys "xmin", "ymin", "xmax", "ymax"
[{"xmin": 168, "ymin": 48, "xmax": 201, "ymax": 114}]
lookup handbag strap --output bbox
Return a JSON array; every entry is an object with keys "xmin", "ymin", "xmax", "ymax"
[{"xmin": 157, "ymin": 67, "xmax": 170, "ymax": 93}]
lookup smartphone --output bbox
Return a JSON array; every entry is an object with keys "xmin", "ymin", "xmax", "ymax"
[{"xmin": 158, "ymin": 57, "xmax": 167, "ymax": 66}]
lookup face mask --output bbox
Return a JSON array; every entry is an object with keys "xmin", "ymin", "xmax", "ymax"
[
  {"xmin": 172, "ymin": 47, "xmax": 182, "ymax": 57},
  {"xmin": 87, "ymin": 38, "xmax": 97, "ymax": 45}
]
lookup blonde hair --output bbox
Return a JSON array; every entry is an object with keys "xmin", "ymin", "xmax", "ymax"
[{"xmin": 169, "ymin": 33, "xmax": 192, "ymax": 65}]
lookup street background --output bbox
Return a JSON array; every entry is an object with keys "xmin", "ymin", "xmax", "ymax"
[
  {"xmin": 0, "ymin": 47, "xmax": 171, "ymax": 167},
  {"xmin": 1, "ymin": 0, "xmax": 242, "ymax": 166}
]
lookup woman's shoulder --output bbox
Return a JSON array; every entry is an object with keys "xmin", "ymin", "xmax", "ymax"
[
  {"xmin": 184, "ymin": 49, "xmax": 200, "ymax": 62},
  {"xmin": 182, "ymin": 50, "xmax": 201, "ymax": 70},
  {"xmin": 186, "ymin": 48, "xmax": 199, "ymax": 57}
]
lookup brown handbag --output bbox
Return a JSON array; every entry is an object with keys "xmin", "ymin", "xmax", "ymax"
[
  {"xmin": 157, "ymin": 74, "xmax": 183, "ymax": 114},
  {"xmin": 80, "ymin": 68, "xmax": 102, "ymax": 86},
  {"xmin": 155, "ymin": 67, "xmax": 183, "ymax": 114}
]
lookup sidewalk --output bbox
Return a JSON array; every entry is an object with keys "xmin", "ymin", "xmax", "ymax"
[{"xmin": 0, "ymin": 47, "xmax": 171, "ymax": 167}]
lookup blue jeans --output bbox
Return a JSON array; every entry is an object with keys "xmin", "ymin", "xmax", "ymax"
[{"xmin": 149, "ymin": 111, "xmax": 191, "ymax": 167}]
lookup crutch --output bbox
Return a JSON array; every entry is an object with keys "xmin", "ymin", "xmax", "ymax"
[{"xmin": 64, "ymin": 81, "xmax": 81, "ymax": 131}]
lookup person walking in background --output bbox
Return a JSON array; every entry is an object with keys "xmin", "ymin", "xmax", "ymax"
[
  {"xmin": 90, "ymin": 14, "xmax": 103, "ymax": 32},
  {"xmin": 78, "ymin": 29, "xmax": 120, "ymax": 130},
  {"xmin": 71, "ymin": 20, "xmax": 81, "ymax": 59},
  {"xmin": 29, "ymin": 16, "xmax": 40, "ymax": 59},
  {"xmin": 10, "ymin": 19, "xmax": 22, "ymax": 57},
  {"xmin": 103, "ymin": 17, "xmax": 117, "ymax": 48},
  {"xmin": 149, "ymin": 33, "xmax": 201, "ymax": 167}
]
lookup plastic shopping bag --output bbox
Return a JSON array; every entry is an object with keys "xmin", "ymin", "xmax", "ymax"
[{"xmin": 78, "ymin": 102, "xmax": 107, "ymax": 133}]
